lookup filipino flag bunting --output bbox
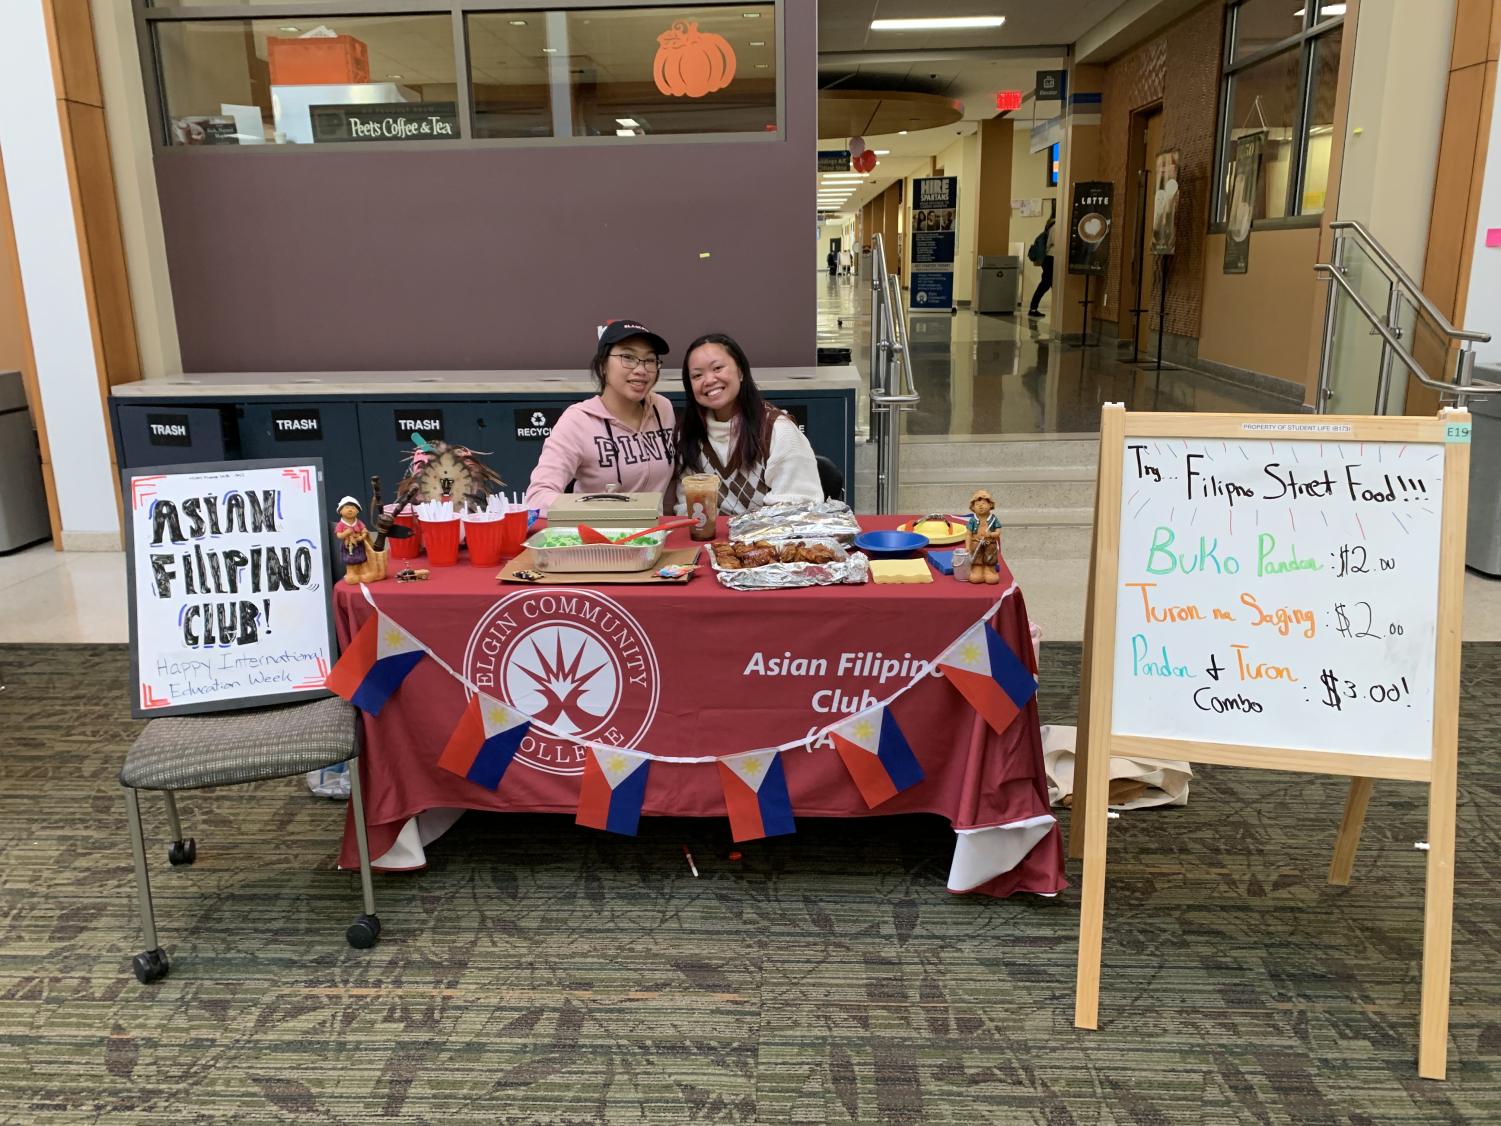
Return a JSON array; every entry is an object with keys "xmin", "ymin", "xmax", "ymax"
[
  {"xmin": 324, "ymin": 612, "xmax": 425, "ymax": 715},
  {"xmin": 830, "ymin": 706, "xmax": 924, "ymax": 808},
  {"xmin": 437, "ymin": 693, "xmax": 532, "ymax": 790},
  {"xmin": 937, "ymin": 619, "xmax": 1038, "ymax": 737},
  {"xmin": 717, "ymin": 750, "xmax": 796, "ymax": 842},
  {"xmin": 576, "ymin": 747, "xmax": 652, "ymax": 836}
]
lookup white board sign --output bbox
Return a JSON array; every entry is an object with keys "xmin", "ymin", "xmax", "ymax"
[
  {"xmin": 1111, "ymin": 436, "xmax": 1443, "ymax": 759},
  {"xmin": 125, "ymin": 459, "xmax": 336, "ymax": 717}
]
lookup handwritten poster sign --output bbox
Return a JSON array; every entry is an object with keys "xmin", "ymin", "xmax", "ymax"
[
  {"xmin": 124, "ymin": 460, "xmax": 336, "ymax": 718},
  {"xmin": 1112, "ymin": 431, "xmax": 1443, "ymax": 759},
  {"xmin": 1076, "ymin": 408, "xmax": 1471, "ymax": 1079}
]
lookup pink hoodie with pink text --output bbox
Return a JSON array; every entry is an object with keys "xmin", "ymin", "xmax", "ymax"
[{"xmin": 523, "ymin": 394, "xmax": 677, "ymax": 511}]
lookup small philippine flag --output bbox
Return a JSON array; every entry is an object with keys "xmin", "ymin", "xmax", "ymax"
[
  {"xmin": 324, "ymin": 612, "xmax": 425, "ymax": 715},
  {"xmin": 576, "ymin": 747, "xmax": 652, "ymax": 836},
  {"xmin": 717, "ymin": 750, "xmax": 796, "ymax": 842},
  {"xmin": 830, "ymin": 706, "xmax": 924, "ymax": 808},
  {"xmin": 937, "ymin": 619, "xmax": 1038, "ymax": 737},
  {"xmin": 437, "ymin": 693, "xmax": 532, "ymax": 790}
]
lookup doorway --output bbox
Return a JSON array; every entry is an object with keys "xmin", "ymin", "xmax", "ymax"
[{"xmin": 1124, "ymin": 104, "xmax": 1164, "ymax": 356}]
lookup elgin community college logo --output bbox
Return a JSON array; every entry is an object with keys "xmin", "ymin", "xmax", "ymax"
[{"xmin": 462, "ymin": 589, "xmax": 660, "ymax": 776}]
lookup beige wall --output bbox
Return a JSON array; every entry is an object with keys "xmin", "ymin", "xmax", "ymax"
[
  {"xmin": 1339, "ymin": 0, "xmax": 1455, "ymax": 277},
  {"xmin": 0, "ymin": 148, "xmax": 28, "ymax": 374},
  {"xmin": 1010, "ymin": 128, "xmax": 1059, "ymax": 266},
  {"xmin": 90, "ymin": 0, "xmax": 180, "ymax": 378},
  {"xmin": 1199, "ymin": 227, "xmax": 1323, "ymax": 391},
  {"xmin": 933, "ymin": 129, "xmax": 981, "ymax": 303}
]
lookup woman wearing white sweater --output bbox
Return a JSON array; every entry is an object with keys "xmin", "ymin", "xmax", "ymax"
[{"xmin": 672, "ymin": 333, "xmax": 823, "ymax": 516}]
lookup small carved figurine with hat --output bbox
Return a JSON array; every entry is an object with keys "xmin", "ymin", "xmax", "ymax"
[
  {"xmin": 334, "ymin": 495, "xmax": 388, "ymax": 585},
  {"xmin": 964, "ymin": 488, "xmax": 1002, "ymax": 585}
]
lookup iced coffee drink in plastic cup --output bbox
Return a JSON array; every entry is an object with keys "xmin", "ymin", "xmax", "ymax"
[{"xmin": 682, "ymin": 473, "xmax": 721, "ymax": 541}]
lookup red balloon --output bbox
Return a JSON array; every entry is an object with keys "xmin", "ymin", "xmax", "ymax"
[{"xmin": 855, "ymin": 150, "xmax": 877, "ymax": 173}]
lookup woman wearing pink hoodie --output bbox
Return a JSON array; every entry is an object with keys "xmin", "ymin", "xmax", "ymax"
[{"xmin": 523, "ymin": 320, "xmax": 677, "ymax": 511}]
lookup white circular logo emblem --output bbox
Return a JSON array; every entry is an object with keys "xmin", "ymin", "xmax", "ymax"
[
  {"xmin": 530, "ymin": 411, "xmax": 547, "ymax": 427},
  {"xmin": 462, "ymin": 589, "xmax": 660, "ymax": 775}
]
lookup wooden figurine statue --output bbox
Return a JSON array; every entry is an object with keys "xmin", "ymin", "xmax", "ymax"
[
  {"xmin": 964, "ymin": 488, "xmax": 1002, "ymax": 585},
  {"xmin": 334, "ymin": 496, "xmax": 388, "ymax": 585}
]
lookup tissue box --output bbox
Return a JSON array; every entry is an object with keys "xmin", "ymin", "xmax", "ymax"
[
  {"xmin": 268, "ymin": 35, "xmax": 370, "ymax": 86},
  {"xmin": 546, "ymin": 491, "xmax": 662, "ymax": 530}
]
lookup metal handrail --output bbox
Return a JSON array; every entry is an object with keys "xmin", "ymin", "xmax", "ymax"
[
  {"xmin": 868, "ymin": 233, "xmax": 919, "ymax": 513},
  {"xmin": 1316, "ymin": 264, "xmax": 1501, "ymax": 400},
  {"xmin": 1329, "ymin": 220, "xmax": 1489, "ymax": 343},
  {"xmin": 1315, "ymin": 221, "xmax": 1492, "ymax": 413}
]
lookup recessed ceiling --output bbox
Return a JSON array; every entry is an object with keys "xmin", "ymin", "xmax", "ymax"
[
  {"xmin": 818, "ymin": 0, "xmax": 1132, "ymax": 53},
  {"xmin": 819, "ymin": 89, "xmax": 965, "ymax": 138}
]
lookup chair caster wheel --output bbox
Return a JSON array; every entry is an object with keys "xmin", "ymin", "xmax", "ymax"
[
  {"xmin": 346, "ymin": 913, "xmax": 381, "ymax": 949},
  {"xmin": 167, "ymin": 838, "xmax": 196, "ymax": 866},
  {"xmin": 132, "ymin": 948, "xmax": 169, "ymax": 984}
]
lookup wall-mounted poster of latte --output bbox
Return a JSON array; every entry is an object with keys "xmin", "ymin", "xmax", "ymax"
[
  {"xmin": 1068, "ymin": 181, "xmax": 1113, "ymax": 276},
  {"xmin": 1223, "ymin": 131, "xmax": 1264, "ymax": 275},
  {"xmin": 1151, "ymin": 150, "xmax": 1180, "ymax": 257}
]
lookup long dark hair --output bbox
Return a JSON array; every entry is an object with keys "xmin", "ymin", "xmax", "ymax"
[{"xmin": 675, "ymin": 333, "xmax": 769, "ymax": 475}]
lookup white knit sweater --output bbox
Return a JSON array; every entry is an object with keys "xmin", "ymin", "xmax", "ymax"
[{"xmin": 674, "ymin": 415, "xmax": 824, "ymax": 515}]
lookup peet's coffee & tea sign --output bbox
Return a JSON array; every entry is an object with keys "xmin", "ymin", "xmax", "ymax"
[{"xmin": 311, "ymin": 102, "xmax": 459, "ymax": 144}]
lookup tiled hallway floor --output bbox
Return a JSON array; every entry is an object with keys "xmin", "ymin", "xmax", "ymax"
[{"xmin": 816, "ymin": 268, "xmax": 1299, "ymax": 437}]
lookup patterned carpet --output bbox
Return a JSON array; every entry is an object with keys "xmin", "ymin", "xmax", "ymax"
[{"xmin": 1, "ymin": 642, "xmax": 1499, "ymax": 1124}]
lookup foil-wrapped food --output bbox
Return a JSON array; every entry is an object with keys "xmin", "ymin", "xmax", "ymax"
[
  {"xmin": 710, "ymin": 537, "xmax": 869, "ymax": 590},
  {"xmin": 727, "ymin": 500, "xmax": 862, "ymax": 545}
]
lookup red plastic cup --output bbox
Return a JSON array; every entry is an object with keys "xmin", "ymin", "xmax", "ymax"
[
  {"xmin": 464, "ymin": 518, "xmax": 506, "ymax": 567},
  {"xmin": 498, "ymin": 509, "xmax": 528, "ymax": 557},
  {"xmin": 419, "ymin": 517, "xmax": 461, "ymax": 566},
  {"xmin": 388, "ymin": 511, "xmax": 422, "ymax": 561}
]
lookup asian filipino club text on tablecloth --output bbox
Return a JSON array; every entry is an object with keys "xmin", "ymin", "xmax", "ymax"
[
  {"xmin": 1113, "ymin": 434, "xmax": 1444, "ymax": 759},
  {"xmin": 458, "ymin": 586, "xmax": 952, "ymax": 774}
]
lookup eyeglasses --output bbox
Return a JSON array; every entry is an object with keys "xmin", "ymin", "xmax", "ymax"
[{"xmin": 611, "ymin": 353, "xmax": 660, "ymax": 372}]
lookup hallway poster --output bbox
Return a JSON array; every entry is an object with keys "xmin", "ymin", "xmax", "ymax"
[
  {"xmin": 909, "ymin": 176, "xmax": 958, "ymax": 310},
  {"xmin": 1223, "ymin": 131, "xmax": 1263, "ymax": 275},
  {"xmin": 1068, "ymin": 181, "xmax": 1113, "ymax": 275}
]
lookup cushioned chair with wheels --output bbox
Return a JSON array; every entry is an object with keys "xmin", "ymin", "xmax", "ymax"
[
  {"xmin": 815, "ymin": 454, "xmax": 845, "ymax": 501},
  {"xmin": 119, "ymin": 695, "xmax": 380, "ymax": 984}
]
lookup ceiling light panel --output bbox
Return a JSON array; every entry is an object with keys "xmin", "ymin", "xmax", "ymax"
[{"xmin": 870, "ymin": 17, "xmax": 1006, "ymax": 31}]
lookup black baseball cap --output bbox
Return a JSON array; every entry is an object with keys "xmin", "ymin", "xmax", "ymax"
[{"xmin": 598, "ymin": 319, "xmax": 670, "ymax": 356}]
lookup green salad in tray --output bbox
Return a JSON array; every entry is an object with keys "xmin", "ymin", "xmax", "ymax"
[{"xmin": 537, "ymin": 529, "xmax": 663, "ymax": 548}]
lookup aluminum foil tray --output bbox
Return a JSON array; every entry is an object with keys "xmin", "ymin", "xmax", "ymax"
[
  {"xmin": 710, "ymin": 538, "xmax": 870, "ymax": 590},
  {"xmin": 523, "ymin": 527, "xmax": 665, "ymax": 573},
  {"xmin": 727, "ymin": 500, "xmax": 862, "ymax": 545}
]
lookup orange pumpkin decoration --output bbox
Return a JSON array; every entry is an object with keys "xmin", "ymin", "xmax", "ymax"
[{"xmin": 653, "ymin": 20, "xmax": 737, "ymax": 99}]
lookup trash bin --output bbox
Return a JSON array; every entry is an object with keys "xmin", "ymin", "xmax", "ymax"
[
  {"xmin": 974, "ymin": 255, "xmax": 1021, "ymax": 314},
  {"xmin": 0, "ymin": 371, "xmax": 52, "ymax": 553},
  {"xmin": 1467, "ymin": 371, "xmax": 1501, "ymax": 576}
]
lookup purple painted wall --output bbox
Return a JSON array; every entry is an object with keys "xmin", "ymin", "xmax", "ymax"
[{"xmin": 154, "ymin": 4, "xmax": 815, "ymax": 373}]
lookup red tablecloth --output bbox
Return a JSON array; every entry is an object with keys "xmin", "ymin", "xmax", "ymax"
[{"xmin": 334, "ymin": 517, "xmax": 1066, "ymax": 898}]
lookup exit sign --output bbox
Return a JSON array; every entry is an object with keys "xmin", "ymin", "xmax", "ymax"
[{"xmin": 995, "ymin": 90, "xmax": 1023, "ymax": 112}]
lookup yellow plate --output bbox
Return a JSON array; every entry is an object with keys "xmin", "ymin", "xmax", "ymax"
[{"xmin": 899, "ymin": 519, "xmax": 965, "ymax": 546}]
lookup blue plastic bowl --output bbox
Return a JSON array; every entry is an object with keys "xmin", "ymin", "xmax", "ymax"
[{"xmin": 854, "ymin": 530, "xmax": 930, "ymax": 557}]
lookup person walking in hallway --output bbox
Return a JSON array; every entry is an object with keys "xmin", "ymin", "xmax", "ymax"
[
  {"xmin": 827, "ymin": 249, "xmax": 839, "ymax": 277},
  {"xmin": 1027, "ymin": 218, "xmax": 1056, "ymax": 317}
]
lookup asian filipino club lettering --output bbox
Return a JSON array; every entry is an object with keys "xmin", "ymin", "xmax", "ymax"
[
  {"xmin": 461, "ymin": 588, "xmax": 949, "ymax": 772},
  {"xmin": 146, "ymin": 490, "xmax": 313, "ymax": 648}
]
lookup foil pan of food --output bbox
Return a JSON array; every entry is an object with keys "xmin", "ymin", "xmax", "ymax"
[
  {"xmin": 727, "ymin": 500, "xmax": 862, "ymax": 545},
  {"xmin": 710, "ymin": 538, "xmax": 870, "ymax": 590}
]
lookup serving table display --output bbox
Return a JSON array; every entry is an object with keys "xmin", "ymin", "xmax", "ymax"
[{"xmin": 328, "ymin": 515, "xmax": 1064, "ymax": 898}]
